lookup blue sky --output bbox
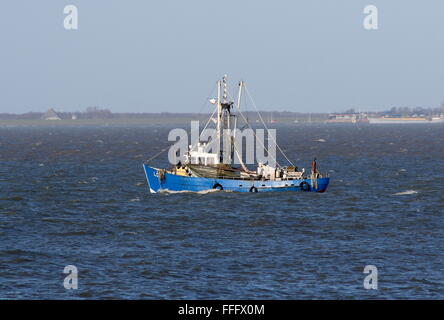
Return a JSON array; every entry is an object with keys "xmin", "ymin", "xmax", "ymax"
[{"xmin": 0, "ymin": 1, "xmax": 443, "ymax": 113}]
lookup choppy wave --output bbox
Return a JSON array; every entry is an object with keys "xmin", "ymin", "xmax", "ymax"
[{"xmin": 1, "ymin": 124, "xmax": 443, "ymax": 299}]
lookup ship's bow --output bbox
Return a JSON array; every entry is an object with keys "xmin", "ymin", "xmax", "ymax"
[{"xmin": 143, "ymin": 164, "xmax": 161, "ymax": 193}]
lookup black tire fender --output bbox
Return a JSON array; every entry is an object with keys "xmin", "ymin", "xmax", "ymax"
[
  {"xmin": 300, "ymin": 181, "xmax": 311, "ymax": 192},
  {"xmin": 213, "ymin": 183, "xmax": 223, "ymax": 190}
]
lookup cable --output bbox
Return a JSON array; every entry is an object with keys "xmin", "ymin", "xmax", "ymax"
[
  {"xmin": 146, "ymin": 85, "xmax": 217, "ymax": 164},
  {"xmin": 244, "ymin": 84, "xmax": 295, "ymax": 167}
]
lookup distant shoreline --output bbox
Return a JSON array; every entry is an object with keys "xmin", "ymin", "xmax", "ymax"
[
  {"xmin": 0, "ymin": 111, "xmax": 329, "ymax": 125},
  {"xmin": 2, "ymin": 106, "xmax": 443, "ymax": 126},
  {"xmin": 0, "ymin": 117, "xmax": 327, "ymax": 127}
]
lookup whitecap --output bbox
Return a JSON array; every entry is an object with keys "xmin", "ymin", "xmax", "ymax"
[
  {"xmin": 393, "ymin": 190, "xmax": 418, "ymax": 196},
  {"xmin": 159, "ymin": 189, "xmax": 221, "ymax": 194}
]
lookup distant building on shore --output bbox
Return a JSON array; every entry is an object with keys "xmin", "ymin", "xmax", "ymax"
[
  {"xmin": 326, "ymin": 113, "xmax": 369, "ymax": 124},
  {"xmin": 41, "ymin": 108, "xmax": 61, "ymax": 120}
]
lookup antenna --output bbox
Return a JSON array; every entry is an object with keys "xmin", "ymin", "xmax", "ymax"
[{"xmin": 222, "ymin": 74, "xmax": 228, "ymax": 103}]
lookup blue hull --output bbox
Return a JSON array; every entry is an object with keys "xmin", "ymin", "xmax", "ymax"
[{"xmin": 143, "ymin": 164, "xmax": 330, "ymax": 193}]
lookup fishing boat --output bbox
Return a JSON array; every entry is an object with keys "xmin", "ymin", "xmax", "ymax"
[{"xmin": 143, "ymin": 75, "xmax": 330, "ymax": 193}]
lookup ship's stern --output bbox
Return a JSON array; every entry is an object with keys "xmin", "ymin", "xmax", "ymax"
[{"xmin": 313, "ymin": 177, "xmax": 330, "ymax": 193}]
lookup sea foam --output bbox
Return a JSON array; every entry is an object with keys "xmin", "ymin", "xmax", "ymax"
[{"xmin": 393, "ymin": 190, "xmax": 418, "ymax": 196}]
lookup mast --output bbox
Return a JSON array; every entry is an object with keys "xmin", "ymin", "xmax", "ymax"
[
  {"xmin": 214, "ymin": 74, "xmax": 233, "ymax": 164},
  {"xmin": 215, "ymin": 80, "xmax": 222, "ymax": 163},
  {"xmin": 213, "ymin": 75, "xmax": 239, "ymax": 166},
  {"xmin": 233, "ymin": 81, "xmax": 249, "ymax": 172},
  {"xmin": 222, "ymin": 75, "xmax": 231, "ymax": 164},
  {"xmin": 232, "ymin": 80, "xmax": 242, "ymax": 149}
]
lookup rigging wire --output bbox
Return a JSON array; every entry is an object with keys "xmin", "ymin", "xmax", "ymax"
[
  {"xmin": 244, "ymin": 84, "xmax": 295, "ymax": 167},
  {"xmin": 197, "ymin": 106, "xmax": 218, "ymax": 149},
  {"xmin": 146, "ymin": 79, "xmax": 295, "ymax": 169},
  {"xmin": 235, "ymin": 102, "xmax": 281, "ymax": 168},
  {"xmin": 146, "ymin": 84, "xmax": 216, "ymax": 164},
  {"xmin": 228, "ymin": 87, "xmax": 281, "ymax": 167}
]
